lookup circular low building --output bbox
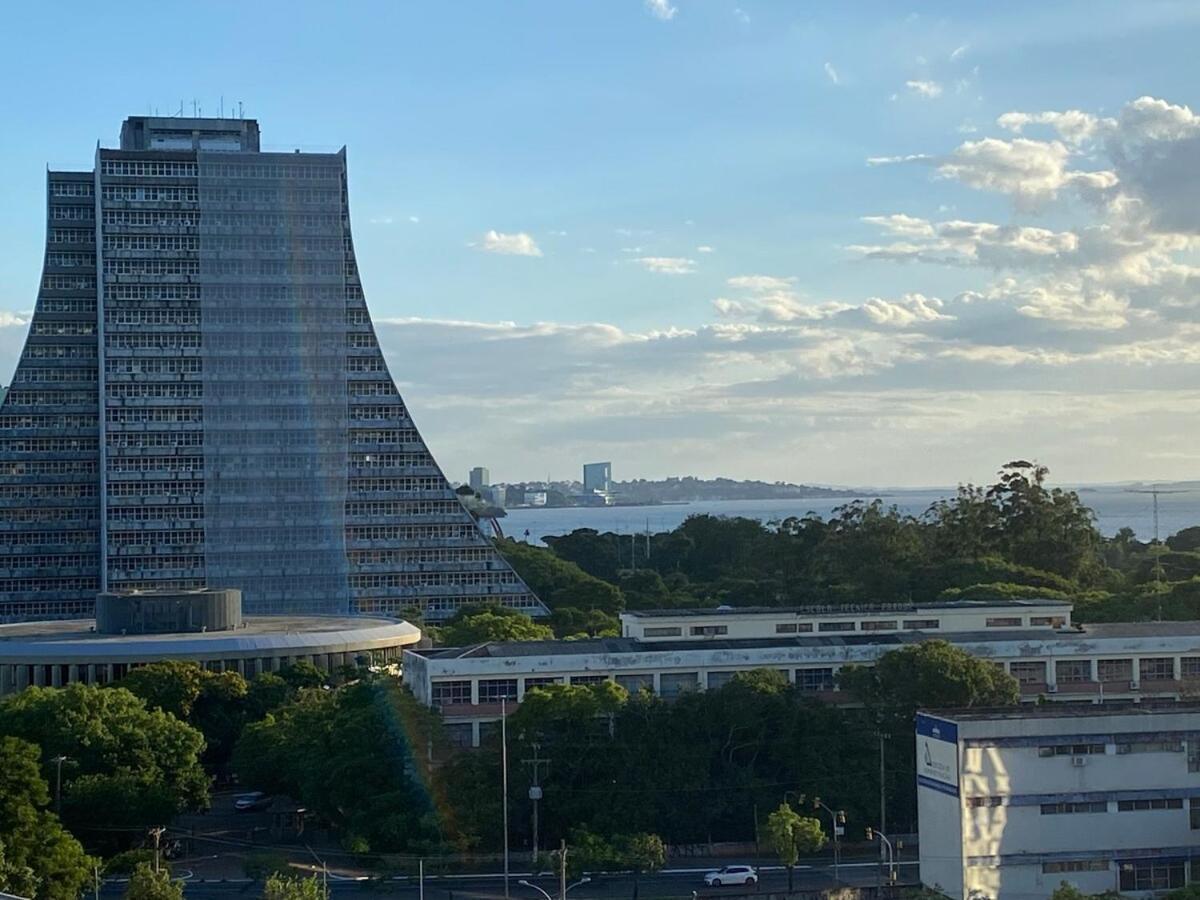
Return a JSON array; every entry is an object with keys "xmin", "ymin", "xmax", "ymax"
[{"xmin": 0, "ymin": 589, "xmax": 422, "ymax": 696}]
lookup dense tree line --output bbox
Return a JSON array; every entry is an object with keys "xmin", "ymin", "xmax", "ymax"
[
  {"xmin": 439, "ymin": 642, "xmax": 1017, "ymax": 853},
  {"xmin": 480, "ymin": 463, "xmax": 1200, "ymax": 637}
]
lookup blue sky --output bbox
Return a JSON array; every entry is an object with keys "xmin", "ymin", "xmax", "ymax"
[{"xmin": 2, "ymin": 1, "xmax": 1199, "ymax": 486}]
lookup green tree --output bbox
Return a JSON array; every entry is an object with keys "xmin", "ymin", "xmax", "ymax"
[
  {"xmin": 439, "ymin": 605, "xmax": 554, "ymax": 645},
  {"xmin": 263, "ymin": 873, "xmax": 325, "ymax": 900},
  {"xmin": 839, "ymin": 640, "xmax": 1020, "ymax": 720},
  {"xmin": 763, "ymin": 802, "xmax": 825, "ymax": 893},
  {"xmin": 0, "ymin": 737, "xmax": 94, "ymax": 900},
  {"xmin": 619, "ymin": 832, "xmax": 665, "ymax": 900},
  {"xmin": 125, "ymin": 863, "xmax": 183, "ymax": 900},
  {"xmin": 119, "ymin": 661, "xmax": 206, "ymax": 719},
  {"xmin": 278, "ymin": 660, "xmax": 327, "ymax": 690},
  {"xmin": 0, "ymin": 685, "xmax": 209, "ymax": 841}
]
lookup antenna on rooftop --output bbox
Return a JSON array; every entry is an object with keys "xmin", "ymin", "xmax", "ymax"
[{"xmin": 238, "ymin": 100, "xmax": 244, "ymax": 119}]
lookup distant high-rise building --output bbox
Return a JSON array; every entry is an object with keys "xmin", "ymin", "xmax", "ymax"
[
  {"xmin": 0, "ymin": 115, "xmax": 546, "ymax": 623},
  {"xmin": 583, "ymin": 461, "xmax": 612, "ymax": 494},
  {"xmin": 468, "ymin": 466, "xmax": 489, "ymax": 490}
]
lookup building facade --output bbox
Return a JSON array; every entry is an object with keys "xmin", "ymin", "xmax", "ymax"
[
  {"xmin": 582, "ymin": 461, "xmax": 611, "ymax": 493},
  {"xmin": 469, "ymin": 467, "xmax": 489, "ymax": 490},
  {"xmin": 0, "ymin": 115, "xmax": 545, "ymax": 623},
  {"xmin": 918, "ymin": 704, "xmax": 1200, "ymax": 899},
  {"xmin": 620, "ymin": 599, "xmax": 1072, "ymax": 642},
  {"xmin": 405, "ymin": 602, "xmax": 1200, "ymax": 747}
]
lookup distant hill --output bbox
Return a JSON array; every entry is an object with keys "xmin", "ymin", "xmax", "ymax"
[{"xmin": 611, "ymin": 476, "xmax": 856, "ymax": 504}]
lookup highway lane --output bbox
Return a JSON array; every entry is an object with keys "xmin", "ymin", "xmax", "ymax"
[{"xmin": 103, "ymin": 860, "xmax": 919, "ymax": 899}]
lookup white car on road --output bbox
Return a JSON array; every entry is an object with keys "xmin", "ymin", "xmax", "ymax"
[{"xmin": 704, "ymin": 865, "xmax": 757, "ymax": 887}]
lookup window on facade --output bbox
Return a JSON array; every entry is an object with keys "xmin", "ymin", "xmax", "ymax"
[
  {"xmin": 708, "ymin": 671, "xmax": 736, "ymax": 690},
  {"xmin": 986, "ymin": 617, "xmax": 1023, "ymax": 627},
  {"xmin": 1119, "ymin": 860, "xmax": 1186, "ymax": 892},
  {"xmin": 659, "ymin": 672, "xmax": 699, "ymax": 699},
  {"xmin": 1010, "ymin": 662, "xmax": 1047, "ymax": 685},
  {"xmin": 1043, "ymin": 860, "xmax": 1108, "ymax": 874},
  {"xmin": 570, "ymin": 675, "xmax": 608, "ymax": 686},
  {"xmin": 775, "ymin": 623, "xmax": 814, "ymax": 634},
  {"xmin": 1116, "ymin": 740, "xmax": 1184, "ymax": 755},
  {"xmin": 860, "ymin": 620, "xmax": 898, "ymax": 632},
  {"xmin": 1139, "ymin": 658, "xmax": 1175, "ymax": 681},
  {"xmin": 523, "ymin": 677, "xmax": 561, "ymax": 692},
  {"xmin": 965, "ymin": 797, "xmax": 1003, "ymax": 809},
  {"xmin": 1182, "ymin": 657, "xmax": 1200, "ymax": 679},
  {"xmin": 1117, "ymin": 798, "xmax": 1183, "ymax": 811},
  {"xmin": 818, "ymin": 622, "xmax": 855, "ymax": 632},
  {"xmin": 1055, "ymin": 660, "xmax": 1092, "ymax": 683},
  {"xmin": 1041, "ymin": 801, "xmax": 1108, "ymax": 814},
  {"xmin": 902, "ymin": 619, "xmax": 940, "ymax": 630},
  {"xmin": 1097, "ymin": 658, "xmax": 1133, "ymax": 682},
  {"xmin": 690, "ymin": 625, "xmax": 728, "ymax": 637},
  {"xmin": 444, "ymin": 723, "xmax": 474, "ymax": 749},
  {"xmin": 1191, "ymin": 799, "xmax": 1200, "ymax": 830},
  {"xmin": 643, "ymin": 627, "xmax": 681, "ymax": 638},
  {"xmin": 478, "ymin": 679, "xmax": 518, "ymax": 703},
  {"xmin": 615, "ymin": 674, "xmax": 654, "ymax": 694},
  {"xmin": 1189, "ymin": 742, "xmax": 1200, "ymax": 773},
  {"xmin": 1030, "ymin": 616, "xmax": 1068, "ymax": 627},
  {"xmin": 796, "ymin": 668, "xmax": 836, "ymax": 691},
  {"xmin": 1038, "ymin": 743, "xmax": 1106, "ymax": 757}
]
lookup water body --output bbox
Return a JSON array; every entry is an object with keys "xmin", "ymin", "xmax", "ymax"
[{"xmin": 500, "ymin": 489, "xmax": 1200, "ymax": 545}]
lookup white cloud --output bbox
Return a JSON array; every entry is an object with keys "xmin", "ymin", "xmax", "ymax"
[
  {"xmin": 369, "ymin": 216, "xmax": 395, "ymax": 225},
  {"xmin": 408, "ymin": 215, "xmax": 421, "ymax": 224},
  {"xmin": 727, "ymin": 274, "xmax": 795, "ymax": 291},
  {"xmin": 733, "ymin": 7, "xmax": 750, "ymax": 24},
  {"xmin": 861, "ymin": 293, "xmax": 952, "ymax": 327},
  {"xmin": 867, "ymin": 153, "xmax": 932, "ymax": 166},
  {"xmin": 480, "ymin": 230, "xmax": 543, "ymax": 257},
  {"xmin": 906, "ymin": 80, "xmax": 943, "ymax": 99},
  {"xmin": 644, "ymin": 0, "xmax": 677, "ymax": 20},
  {"xmin": 696, "ymin": 245, "xmax": 715, "ymax": 253},
  {"xmin": 936, "ymin": 138, "xmax": 1117, "ymax": 206},
  {"xmin": 949, "ymin": 44, "xmax": 969, "ymax": 61},
  {"xmin": 824, "ymin": 62, "xmax": 840, "ymax": 85},
  {"xmin": 861, "ymin": 214, "xmax": 935, "ymax": 238},
  {"xmin": 997, "ymin": 110, "xmax": 1101, "ymax": 146},
  {"xmin": 636, "ymin": 256, "xmax": 696, "ymax": 275}
]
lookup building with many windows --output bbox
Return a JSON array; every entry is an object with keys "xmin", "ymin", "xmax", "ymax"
[
  {"xmin": 404, "ymin": 600, "xmax": 1200, "ymax": 747},
  {"xmin": 0, "ymin": 115, "xmax": 545, "ymax": 623},
  {"xmin": 918, "ymin": 704, "xmax": 1200, "ymax": 899}
]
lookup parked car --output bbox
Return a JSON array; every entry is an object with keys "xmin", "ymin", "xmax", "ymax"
[
  {"xmin": 705, "ymin": 866, "xmax": 757, "ymax": 887},
  {"xmin": 234, "ymin": 791, "xmax": 273, "ymax": 812}
]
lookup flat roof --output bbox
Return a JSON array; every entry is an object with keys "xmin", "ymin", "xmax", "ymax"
[
  {"xmin": 924, "ymin": 701, "xmax": 1200, "ymax": 722},
  {"xmin": 0, "ymin": 616, "xmax": 421, "ymax": 662},
  {"xmin": 621, "ymin": 599, "xmax": 1072, "ymax": 618},
  {"xmin": 411, "ymin": 620, "xmax": 1200, "ymax": 662}
]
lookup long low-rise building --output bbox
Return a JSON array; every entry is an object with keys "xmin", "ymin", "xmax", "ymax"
[
  {"xmin": 619, "ymin": 599, "xmax": 1072, "ymax": 641},
  {"xmin": 405, "ymin": 601, "xmax": 1200, "ymax": 747},
  {"xmin": 918, "ymin": 703, "xmax": 1200, "ymax": 899},
  {"xmin": 0, "ymin": 590, "xmax": 422, "ymax": 694}
]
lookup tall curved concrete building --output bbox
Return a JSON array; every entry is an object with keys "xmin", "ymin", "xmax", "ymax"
[{"xmin": 0, "ymin": 116, "xmax": 545, "ymax": 623}]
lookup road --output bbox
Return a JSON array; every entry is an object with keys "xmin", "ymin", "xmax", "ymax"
[{"xmin": 101, "ymin": 859, "xmax": 919, "ymax": 899}]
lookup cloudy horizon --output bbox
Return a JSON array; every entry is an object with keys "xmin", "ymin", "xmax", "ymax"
[{"xmin": 1, "ymin": 2, "xmax": 1198, "ymax": 487}]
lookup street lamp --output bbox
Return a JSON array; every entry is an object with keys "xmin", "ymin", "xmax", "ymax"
[
  {"xmin": 865, "ymin": 827, "xmax": 896, "ymax": 887},
  {"xmin": 519, "ymin": 877, "xmax": 590, "ymax": 900},
  {"xmin": 811, "ymin": 797, "xmax": 845, "ymax": 882},
  {"xmin": 50, "ymin": 755, "xmax": 69, "ymax": 817}
]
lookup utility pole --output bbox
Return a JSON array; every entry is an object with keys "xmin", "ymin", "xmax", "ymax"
[
  {"xmin": 559, "ymin": 839, "xmax": 568, "ymax": 900},
  {"xmin": 93, "ymin": 863, "xmax": 101, "ymax": 900},
  {"xmin": 502, "ymin": 698, "xmax": 510, "ymax": 900},
  {"xmin": 150, "ymin": 826, "xmax": 166, "ymax": 873},
  {"xmin": 878, "ymin": 732, "xmax": 888, "ymax": 868},
  {"xmin": 51, "ymin": 754, "xmax": 68, "ymax": 816},
  {"xmin": 419, "ymin": 859, "xmax": 424, "ymax": 900},
  {"xmin": 523, "ymin": 742, "xmax": 551, "ymax": 861}
]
